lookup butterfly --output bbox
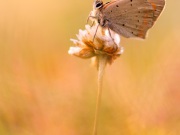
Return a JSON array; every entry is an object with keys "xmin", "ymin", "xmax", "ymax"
[{"xmin": 90, "ymin": 0, "xmax": 165, "ymax": 39}]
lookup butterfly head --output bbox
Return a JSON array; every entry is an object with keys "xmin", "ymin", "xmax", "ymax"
[{"xmin": 93, "ymin": 0, "xmax": 103, "ymax": 9}]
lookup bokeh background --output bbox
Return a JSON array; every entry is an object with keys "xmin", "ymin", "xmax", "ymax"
[{"xmin": 0, "ymin": 0, "xmax": 180, "ymax": 135}]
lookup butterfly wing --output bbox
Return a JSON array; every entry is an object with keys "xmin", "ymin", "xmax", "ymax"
[
  {"xmin": 147, "ymin": 0, "xmax": 165, "ymax": 21},
  {"xmin": 101, "ymin": 0, "xmax": 165, "ymax": 38}
]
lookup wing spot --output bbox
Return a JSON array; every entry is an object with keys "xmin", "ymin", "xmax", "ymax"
[
  {"xmin": 138, "ymin": 11, "xmax": 141, "ymax": 13},
  {"xmin": 138, "ymin": 20, "xmax": 140, "ymax": 22},
  {"xmin": 130, "ymin": 0, "xmax": 132, "ymax": 1},
  {"xmin": 122, "ymin": 24, "xmax": 125, "ymax": 26},
  {"xmin": 131, "ymin": 4, "xmax": 133, "ymax": 6},
  {"xmin": 132, "ymin": 32, "xmax": 134, "ymax": 34},
  {"xmin": 111, "ymin": 10, "xmax": 112, "ymax": 12},
  {"xmin": 116, "ymin": 5, "xmax": 119, "ymax": 7}
]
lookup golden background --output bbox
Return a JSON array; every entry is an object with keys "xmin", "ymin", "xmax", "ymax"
[{"xmin": 0, "ymin": 0, "xmax": 179, "ymax": 135}]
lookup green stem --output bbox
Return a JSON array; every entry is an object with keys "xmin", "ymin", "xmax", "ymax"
[{"xmin": 93, "ymin": 55, "xmax": 107, "ymax": 135}]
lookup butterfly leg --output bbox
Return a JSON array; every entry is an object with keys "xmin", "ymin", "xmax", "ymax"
[
  {"xmin": 86, "ymin": 11, "xmax": 92, "ymax": 24},
  {"xmin": 107, "ymin": 28, "xmax": 118, "ymax": 52},
  {"xmin": 87, "ymin": 12, "xmax": 97, "ymax": 25},
  {"xmin": 92, "ymin": 23, "xmax": 100, "ymax": 42},
  {"xmin": 90, "ymin": 21, "xmax": 95, "ymax": 27}
]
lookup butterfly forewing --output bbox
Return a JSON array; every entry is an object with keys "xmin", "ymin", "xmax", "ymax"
[{"xmin": 100, "ymin": 0, "xmax": 165, "ymax": 38}]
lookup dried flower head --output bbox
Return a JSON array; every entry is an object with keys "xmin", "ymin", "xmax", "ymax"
[{"xmin": 68, "ymin": 24, "xmax": 124, "ymax": 65}]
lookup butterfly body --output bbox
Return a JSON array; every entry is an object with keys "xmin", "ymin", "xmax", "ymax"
[{"xmin": 93, "ymin": 0, "xmax": 165, "ymax": 39}]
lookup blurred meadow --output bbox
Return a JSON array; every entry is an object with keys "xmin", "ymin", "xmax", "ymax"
[{"xmin": 0, "ymin": 0, "xmax": 180, "ymax": 135}]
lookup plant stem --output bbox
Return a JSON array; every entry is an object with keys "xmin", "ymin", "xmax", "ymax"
[{"xmin": 93, "ymin": 55, "xmax": 107, "ymax": 135}]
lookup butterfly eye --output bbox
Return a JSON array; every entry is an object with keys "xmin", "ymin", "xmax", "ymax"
[{"xmin": 96, "ymin": 2, "xmax": 103, "ymax": 8}]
